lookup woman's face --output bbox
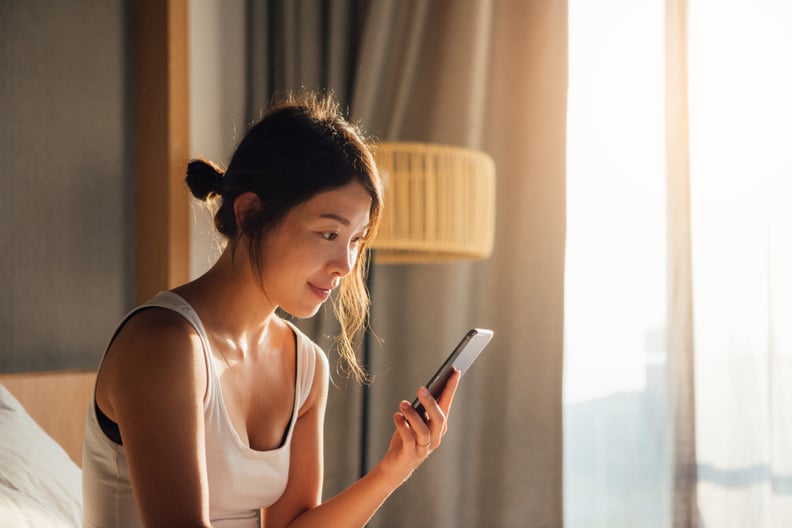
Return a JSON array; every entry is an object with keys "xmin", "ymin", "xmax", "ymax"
[{"xmin": 258, "ymin": 180, "xmax": 373, "ymax": 318}]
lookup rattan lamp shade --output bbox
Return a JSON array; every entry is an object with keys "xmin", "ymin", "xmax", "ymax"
[{"xmin": 370, "ymin": 142, "xmax": 496, "ymax": 264}]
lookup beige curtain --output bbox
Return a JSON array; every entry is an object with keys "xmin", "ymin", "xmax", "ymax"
[
  {"xmin": 359, "ymin": 2, "xmax": 567, "ymax": 526},
  {"xmin": 247, "ymin": 1, "xmax": 567, "ymax": 526}
]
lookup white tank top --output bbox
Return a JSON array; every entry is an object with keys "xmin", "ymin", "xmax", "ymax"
[{"xmin": 82, "ymin": 291, "xmax": 324, "ymax": 528}]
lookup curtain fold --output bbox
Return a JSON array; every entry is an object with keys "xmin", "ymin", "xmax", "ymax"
[
  {"xmin": 245, "ymin": 1, "xmax": 567, "ymax": 526},
  {"xmin": 349, "ymin": 0, "xmax": 429, "ymax": 139},
  {"xmin": 246, "ymin": 0, "xmax": 366, "ymax": 113},
  {"xmin": 665, "ymin": 0, "xmax": 698, "ymax": 526}
]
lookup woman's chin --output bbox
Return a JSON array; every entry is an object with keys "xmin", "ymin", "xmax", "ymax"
[{"xmin": 281, "ymin": 303, "xmax": 323, "ymax": 320}]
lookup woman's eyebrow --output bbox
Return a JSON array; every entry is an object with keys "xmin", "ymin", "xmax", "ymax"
[
  {"xmin": 319, "ymin": 213, "xmax": 350, "ymax": 226},
  {"xmin": 319, "ymin": 213, "xmax": 370, "ymax": 231}
]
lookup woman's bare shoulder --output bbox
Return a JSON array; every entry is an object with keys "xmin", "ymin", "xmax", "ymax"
[
  {"xmin": 98, "ymin": 307, "xmax": 207, "ymax": 417},
  {"xmin": 107, "ymin": 308, "xmax": 203, "ymax": 365}
]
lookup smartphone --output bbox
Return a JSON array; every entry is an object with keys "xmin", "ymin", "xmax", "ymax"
[{"xmin": 411, "ymin": 328, "xmax": 494, "ymax": 420}]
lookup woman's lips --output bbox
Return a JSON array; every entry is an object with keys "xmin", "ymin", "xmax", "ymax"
[{"xmin": 309, "ymin": 283, "xmax": 332, "ymax": 301}]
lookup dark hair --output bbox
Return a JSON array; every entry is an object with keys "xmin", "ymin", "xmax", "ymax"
[{"xmin": 186, "ymin": 91, "xmax": 382, "ymax": 382}]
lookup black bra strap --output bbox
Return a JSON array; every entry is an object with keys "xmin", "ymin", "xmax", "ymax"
[{"xmin": 95, "ymin": 400, "xmax": 123, "ymax": 445}]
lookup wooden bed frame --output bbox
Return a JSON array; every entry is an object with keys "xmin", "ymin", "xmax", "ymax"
[{"xmin": 0, "ymin": 370, "xmax": 96, "ymax": 467}]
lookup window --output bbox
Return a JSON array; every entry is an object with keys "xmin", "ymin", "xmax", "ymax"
[{"xmin": 563, "ymin": 1, "xmax": 669, "ymax": 526}]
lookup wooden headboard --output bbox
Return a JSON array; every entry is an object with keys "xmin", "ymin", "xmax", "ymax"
[{"xmin": 0, "ymin": 370, "xmax": 96, "ymax": 467}]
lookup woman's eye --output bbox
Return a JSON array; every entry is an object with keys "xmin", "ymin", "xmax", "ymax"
[{"xmin": 322, "ymin": 232, "xmax": 338, "ymax": 241}]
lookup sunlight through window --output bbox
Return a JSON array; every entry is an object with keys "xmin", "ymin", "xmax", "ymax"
[
  {"xmin": 564, "ymin": 0, "xmax": 666, "ymax": 403},
  {"xmin": 564, "ymin": 1, "xmax": 669, "ymax": 526}
]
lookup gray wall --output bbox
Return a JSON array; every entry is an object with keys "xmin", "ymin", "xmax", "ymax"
[
  {"xmin": 188, "ymin": 0, "xmax": 246, "ymax": 279},
  {"xmin": 0, "ymin": 0, "xmax": 134, "ymax": 372}
]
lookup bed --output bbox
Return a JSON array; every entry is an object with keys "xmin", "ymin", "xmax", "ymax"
[{"xmin": 0, "ymin": 370, "xmax": 95, "ymax": 527}]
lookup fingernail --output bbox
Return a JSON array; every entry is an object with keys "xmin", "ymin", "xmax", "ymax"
[
  {"xmin": 400, "ymin": 401, "xmax": 410, "ymax": 410},
  {"xmin": 420, "ymin": 386, "xmax": 430, "ymax": 396}
]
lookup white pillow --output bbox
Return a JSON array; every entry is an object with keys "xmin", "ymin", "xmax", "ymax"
[{"xmin": 0, "ymin": 383, "xmax": 82, "ymax": 527}]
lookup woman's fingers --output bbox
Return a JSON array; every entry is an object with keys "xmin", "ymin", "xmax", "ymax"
[
  {"xmin": 398, "ymin": 401, "xmax": 431, "ymax": 448},
  {"xmin": 412, "ymin": 380, "xmax": 457, "ymax": 444},
  {"xmin": 392, "ymin": 370, "xmax": 462, "ymax": 459},
  {"xmin": 436, "ymin": 368, "xmax": 461, "ymax": 414},
  {"xmin": 417, "ymin": 369, "xmax": 461, "ymax": 425}
]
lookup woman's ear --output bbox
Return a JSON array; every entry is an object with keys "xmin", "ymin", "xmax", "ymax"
[{"xmin": 233, "ymin": 192, "xmax": 261, "ymax": 234}]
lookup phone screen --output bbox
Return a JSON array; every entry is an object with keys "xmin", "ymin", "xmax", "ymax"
[{"xmin": 411, "ymin": 328, "xmax": 494, "ymax": 420}]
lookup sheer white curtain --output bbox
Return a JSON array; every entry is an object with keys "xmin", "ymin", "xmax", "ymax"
[
  {"xmin": 686, "ymin": 1, "xmax": 792, "ymax": 526},
  {"xmin": 564, "ymin": 1, "xmax": 670, "ymax": 527},
  {"xmin": 565, "ymin": 0, "xmax": 792, "ymax": 526}
]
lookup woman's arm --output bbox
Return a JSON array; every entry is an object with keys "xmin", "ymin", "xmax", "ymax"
[
  {"xmin": 260, "ymin": 348, "xmax": 329, "ymax": 527},
  {"xmin": 98, "ymin": 309, "xmax": 212, "ymax": 527},
  {"xmin": 263, "ymin": 360, "xmax": 461, "ymax": 528}
]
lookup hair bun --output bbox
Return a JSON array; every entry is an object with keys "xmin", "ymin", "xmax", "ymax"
[{"xmin": 186, "ymin": 159, "xmax": 225, "ymax": 200}]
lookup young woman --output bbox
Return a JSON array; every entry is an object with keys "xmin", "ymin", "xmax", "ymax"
[{"xmin": 81, "ymin": 92, "xmax": 460, "ymax": 528}]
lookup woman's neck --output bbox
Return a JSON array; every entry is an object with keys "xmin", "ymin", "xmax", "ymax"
[{"xmin": 173, "ymin": 246, "xmax": 281, "ymax": 358}]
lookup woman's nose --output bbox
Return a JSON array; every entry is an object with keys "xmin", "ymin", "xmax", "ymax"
[{"xmin": 330, "ymin": 245, "xmax": 355, "ymax": 277}]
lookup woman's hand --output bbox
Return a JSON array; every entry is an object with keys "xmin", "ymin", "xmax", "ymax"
[
  {"xmin": 378, "ymin": 368, "xmax": 462, "ymax": 485},
  {"xmin": 271, "ymin": 369, "xmax": 462, "ymax": 528}
]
